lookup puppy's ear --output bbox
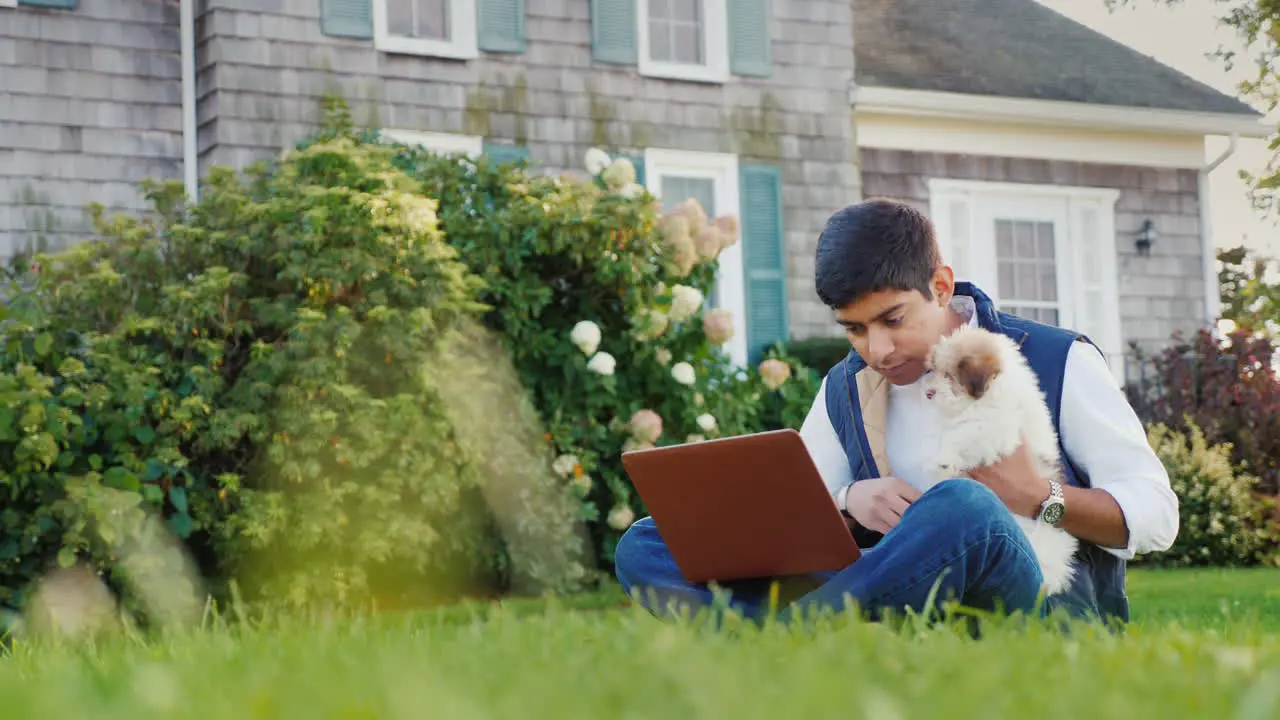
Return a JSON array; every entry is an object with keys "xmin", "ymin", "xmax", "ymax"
[{"xmin": 956, "ymin": 350, "xmax": 1001, "ymax": 399}]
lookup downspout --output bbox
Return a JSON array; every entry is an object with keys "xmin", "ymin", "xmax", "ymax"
[
  {"xmin": 1200, "ymin": 133, "xmax": 1239, "ymax": 329},
  {"xmin": 181, "ymin": 0, "xmax": 198, "ymax": 203}
]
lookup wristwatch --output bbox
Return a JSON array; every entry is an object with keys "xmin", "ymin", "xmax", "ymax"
[
  {"xmin": 1037, "ymin": 480, "xmax": 1066, "ymax": 526},
  {"xmin": 837, "ymin": 482, "xmax": 854, "ymax": 519}
]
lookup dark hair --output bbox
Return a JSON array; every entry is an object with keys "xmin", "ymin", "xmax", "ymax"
[{"xmin": 813, "ymin": 198, "xmax": 942, "ymax": 309}]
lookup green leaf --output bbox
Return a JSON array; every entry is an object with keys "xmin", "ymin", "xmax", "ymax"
[
  {"xmin": 56, "ymin": 546, "xmax": 76, "ymax": 568},
  {"xmin": 34, "ymin": 332, "xmax": 53, "ymax": 357},
  {"xmin": 141, "ymin": 484, "xmax": 164, "ymax": 505},
  {"xmin": 169, "ymin": 486, "xmax": 189, "ymax": 514},
  {"xmin": 89, "ymin": 454, "xmax": 103, "ymax": 471},
  {"xmin": 103, "ymin": 466, "xmax": 140, "ymax": 492},
  {"xmin": 168, "ymin": 512, "xmax": 193, "ymax": 539},
  {"xmin": 133, "ymin": 425, "xmax": 156, "ymax": 444}
]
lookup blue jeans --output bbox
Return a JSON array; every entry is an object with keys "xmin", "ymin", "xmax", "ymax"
[{"xmin": 613, "ymin": 478, "xmax": 1046, "ymax": 623}]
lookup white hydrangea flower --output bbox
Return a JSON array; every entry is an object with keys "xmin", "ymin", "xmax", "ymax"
[
  {"xmin": 696, "ymin": 413, "xmax": 717, "ymax": 432},
  {"xmin": 587, "ymin": 351, "xmax": 617, "ymax": 376},
  {"xmin": 668, "ymin": 284, "xmax": 704, "ymax": 323},
  {"xmin": 602, "ymin": 157, "xmax": 637, "ymax": 189},
  {"xmin": 618, "ymin": 182, "xmax": 645, "ymax": 199},
  {"xmin": 608, "ymin": 505, "xmax": 636, "ymax": 530},
  {"xmin": 571, "ymin": 320, "xmax": 601, "ymax": 356},
  {"xmin": 685, "ymin": 434, "xmax": 706, "ymax": 443},
  {"xmin": 584, "ymin": 147, "xmax": 613, "ymax": 176},
  {"xmin": 552, "ymin": 454, "xmax": 580, "ymax": 478},
  {"xmin": 655, "ymin": 348, "xmax": 672, "ymax": 366},
  {"xmin": 671, "ymin": 361, "xmax": 696, "ymax": 386}
]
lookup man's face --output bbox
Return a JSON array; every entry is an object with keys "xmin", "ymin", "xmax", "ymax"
[{"xmin": 833, "ymin": 269, "xmax": 957, "ymax": 385}]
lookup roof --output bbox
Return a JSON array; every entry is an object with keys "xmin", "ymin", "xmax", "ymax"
[{"xmin": 853, "ymin": 0, "xmax": 1261, "ymax": 117}]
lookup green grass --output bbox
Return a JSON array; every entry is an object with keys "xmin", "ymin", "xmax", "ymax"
[{"xmin": 1, "ymin": 568, "xmax": 1277, "ymax": 719}]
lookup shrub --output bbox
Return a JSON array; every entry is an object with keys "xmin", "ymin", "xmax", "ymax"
[
  {"xmin": 0, "ymin": 137, "xmax": 547, "ymax": 614},
  {"xmin": 782, "ymin": 337, "xmax": 851, "ymax": 376},
  {"xmin": 1139, "ymin": 421, "xmax": 1278, "ymax": 567},
  {"xmin": 316, "ymin": 112, "xmax": 820, "ymax": 564},
  {"xmin": 1126, "ymin": 328, "xmax": 1280, "ymax": 495}
]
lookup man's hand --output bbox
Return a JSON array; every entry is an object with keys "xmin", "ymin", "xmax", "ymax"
[
  {"xmin": 845, "ymin": 477, "xmax": 923, "ymax": 534},
  {"xmin": 967, "ymin": 437, "xmax": 1051, "ymax": 517}
]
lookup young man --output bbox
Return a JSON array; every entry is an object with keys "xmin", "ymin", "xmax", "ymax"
[{"xmin": 613, "ymin": 199, "xmax": 1179, "ymax": 624}]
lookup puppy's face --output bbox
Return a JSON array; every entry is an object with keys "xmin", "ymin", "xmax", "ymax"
[{"xmin": 923, "ymin": 328, "xmax": 1004, "ymax": 413}]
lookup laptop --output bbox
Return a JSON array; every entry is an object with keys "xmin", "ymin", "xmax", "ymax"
[{"xmin": 620, "ymin": 428, "xmax": 862, "ymax": 584}]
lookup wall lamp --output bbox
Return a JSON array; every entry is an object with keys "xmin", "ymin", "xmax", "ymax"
[{"xmin": 1135, "ymin": 218, "xmax": 1158, "ymax": 256}]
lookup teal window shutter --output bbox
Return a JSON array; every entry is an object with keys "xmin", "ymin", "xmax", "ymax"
[
  {"xmin": 321, "ymin": 0, "xmax": 373, "ymax": 39},
  {"xmin": 483, "ymin": 143, "xmax": 532, "ymax": 166},
  {"xmin": 591, "ymin": 0, "xmax": 637, "ymax": 65},
  {"xmin": 478, "ymin": 0, "xmax": 525, "ymax": 53},
  {"xmin": 18, "ymin": 0, "xmax": 78, "ymax": 8},
  {"xmin": 739, "ymin": 163, "xmax": 788, "ymax": 364},
  {"xmin": 728, "ymin": 0, "xmax": 771, "ymax": 77}
]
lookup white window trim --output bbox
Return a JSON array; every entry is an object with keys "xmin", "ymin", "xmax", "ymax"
[
  {"xmin": 0, "ymin": 0, "xmax": 17, "ymax": 9},
  {"xmin": 373, "ymin": 0, "xmax": 478, "ymax": 60},
  {"xmin": 642, "ymin": 148, "xmax": 747, "ymax": 367},
  {"xmin": 378, "ymin": 128, "xmax": 482, "ymax": 157},
  {"xmin": 927, "ymin": 178, "xmax": 1126, "ymax": 383},
  {"xmin": 636, "ymin": 0, "xmax": 729, "ymax": 84}
]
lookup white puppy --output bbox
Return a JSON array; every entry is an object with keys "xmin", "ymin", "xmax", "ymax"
[{"xmin": 919, "ymin": 325, "xmax": 1078, "ymax": 597}]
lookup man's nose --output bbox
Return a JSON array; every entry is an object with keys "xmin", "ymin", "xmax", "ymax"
[{"xmin": 866, "ymin": 328, "xmax": 894, "ymax": 364}]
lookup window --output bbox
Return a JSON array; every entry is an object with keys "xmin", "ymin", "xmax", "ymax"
[
  {"xmin": 374, "ymin": 0, "xmax": 477, "ymax": 59},
  {"xmin": 378, "ymin": 129, "xmax": 482, "ymax": 157},
  {"xmin": 995, "ymin": 219, "xmax": 1061, "ymax": 326},
  {"xmin": 643, "ymin": 148, "xmax": 747, "ymax": 366},
  {"xmin": 928, "ymin": 179, "xmax": 1125, "ymax": 382},
  {"xmin": 0, "ymin": 1, "xmax": 16, "ymax": 9},
  {"xmin": 637, "ymin": 0, "xmax": 728, "ymax": 83}
]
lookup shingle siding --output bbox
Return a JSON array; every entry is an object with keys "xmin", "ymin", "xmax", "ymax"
[
  {"xmin": 860, "ymin": 147, "xmax": 1207, "ymax": 360},
  {"xmin": 196, "ymin": 0, "xmax": 860, "ymax": 342},
  {"xmin": 0, "ymin": 1, "xmax": 184, "ymax": 257}
]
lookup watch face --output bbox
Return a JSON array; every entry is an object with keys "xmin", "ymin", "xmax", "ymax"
[{"xmin": 1042, "ymin": 502, "xmax": 1065, "ymax": 525}]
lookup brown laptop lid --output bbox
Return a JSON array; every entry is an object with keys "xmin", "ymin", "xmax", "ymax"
[{"xmin": 621, "ymin": 429, "xmax": 861, "ymax": 584}]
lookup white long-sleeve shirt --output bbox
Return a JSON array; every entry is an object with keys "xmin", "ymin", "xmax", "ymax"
[{"xmin": 799, "ymin": 329, "xmax": 1180, "ymax": 560}]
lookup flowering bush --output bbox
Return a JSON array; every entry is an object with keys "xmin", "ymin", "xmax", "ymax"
[
  {"xmin": 0, "ymin": 137, "xmax": 518, "ymax": 615},
  {"xmin": 1139, "ymin": 421, "xmax": 1279, "ymax": 567},
  {"xmin": 372, "ymin": 119, "xmax": 818, "ymax": 563},
  {"xmin": 1126, "ymin": 328, "xmax": 1280, "ymax": 495}
]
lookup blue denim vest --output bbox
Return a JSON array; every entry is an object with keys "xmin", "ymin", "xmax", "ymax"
[{"xmin": 822, "ymin": 282, "xmax": 1129, "ymax": 624}]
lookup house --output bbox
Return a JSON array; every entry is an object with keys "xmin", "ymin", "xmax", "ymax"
[
  {"xmin": 852, "ymin": 0, "xmax": 1270, "ymax": 381},
  {"xmin": 1, "ymin": 0, "xmax": 858, "ymax": 370},
  {"xmin": 0, "ymin": 0, "xmax": 1270, "ymax": 378}
]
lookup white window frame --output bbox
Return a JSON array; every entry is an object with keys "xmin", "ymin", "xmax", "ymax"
[
  {"xmin": 0, "ymin": 0, "xmax": 17, "ymax": 8},
  {"xmin": 378, "ymin": 128, "xmax": 482, "ymax": 157},
  {"xmin": 927, "ymin": 178, "xmax": 1126, "ymax": 383},
  {"xmin": 373, "ymin": 0, "xmax": 478, "ymax": 60},
  {"xmin": 636, "ymin": 0, "xmax": 729, "ymax": 84},
  {"xmin": 642, "ymin": 148, "xmax": 747, "ymax": 367}
]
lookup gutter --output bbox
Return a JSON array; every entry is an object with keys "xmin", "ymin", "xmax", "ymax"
[
  {"xmin": 180, "ymin": 0, "xmax": 198, "ymax": 203},
  {"xmin": 1200, "ymin": 133, "xmax": 1240, "ymax": 329},
  {"xmin": 854, "ymin": 86, "xmax": 1271, "ymax": 139}
]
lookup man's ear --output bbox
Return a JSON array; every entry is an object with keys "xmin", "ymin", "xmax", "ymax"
[
  {"xmin": 955, "ymin": 350, "xmax": 1000, "ymax": 399},
  {"xmin": 929, "ymin": 266, "xmax": 955, "ymax": 307}
]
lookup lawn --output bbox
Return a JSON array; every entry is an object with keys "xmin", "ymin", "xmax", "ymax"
[{"xmin": 0, "ymin": 568, "xmax": 1276, "ymax": 719}]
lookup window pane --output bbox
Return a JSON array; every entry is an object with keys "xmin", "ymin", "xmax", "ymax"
[
  {"xmin": 674, "ymin": 25, "xmax": 702, "ymax": 63},
  {"xmin": 1040, "ymin": 308, "xmax": 1060, "ymax": 326},
  {"xmin": 1036, "ymin": 222, "xmax": 1055, "ymax": 259},
  {"xmin": 998, "ymin": 261, "xmax": 1016, "ymax": 299},
  {"xmin": 649, "ymin": 19, "xmax": 671, "ymax": 62},
  {"xmin": 387, "ymin": 0, "xmax": 415, "ymax": 36},
  {"xmin": 674, "ymin": 0, "xmax": 699, "ymax": 22},
  {"xmin": 418, "ymin": 0, "xmax": 449, "ymax": 40},
  {"xmin": 661, "ymin": 176, "xmax": 715, "ymax": 218},
  {"xmin": 650, "ymin": 0, "xmax": 669, "ymax": 18},
  {"xmin": 996, "ymin": 220, "xmax": 1014, "ymax": 257},
  {"xmin": 1014, "ymin": 221, "xmax": 1036, "ymax": 258},
  {"xmin": 1039, "ymin": 264, "xmax": 1057, "ymax": 302},
  {"xmin": 1017, "ymin": 262, "xmax": 1038, "ymax": 301}
]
